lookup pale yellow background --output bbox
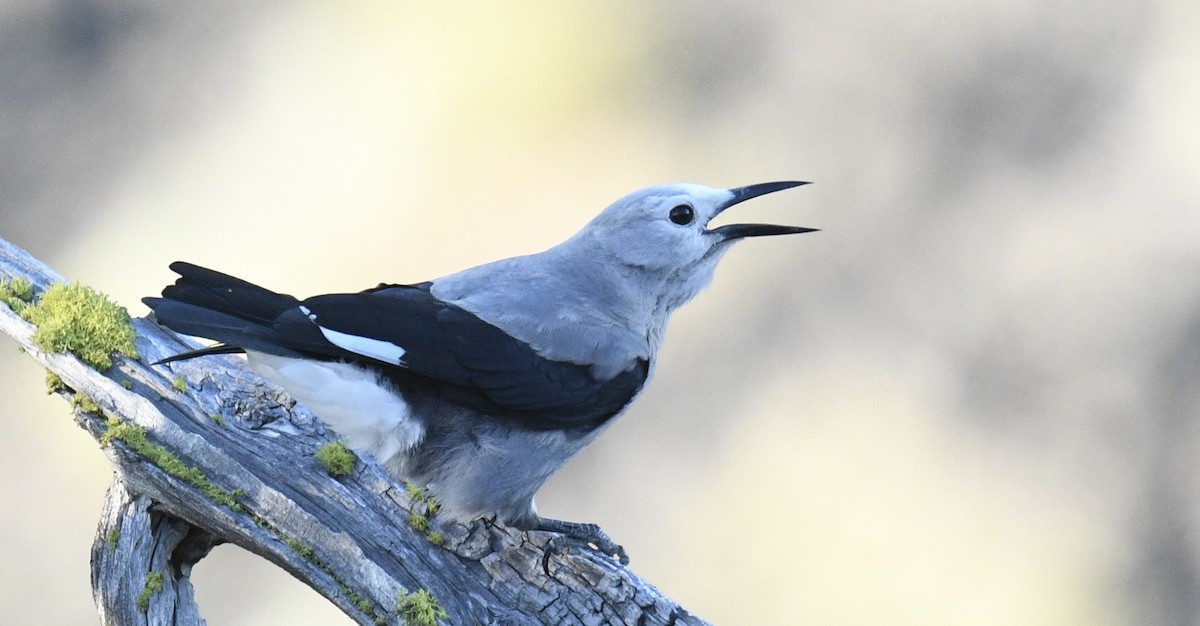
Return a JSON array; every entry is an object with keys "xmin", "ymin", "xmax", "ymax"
[{"xmin": 1, "ymin": 1, "xmax": 1197, "ymax": 624}]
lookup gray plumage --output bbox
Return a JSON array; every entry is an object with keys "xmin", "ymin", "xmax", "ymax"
[{"xmin": 145, "ymin": 181, "xmax": 814, "ymax": 559}]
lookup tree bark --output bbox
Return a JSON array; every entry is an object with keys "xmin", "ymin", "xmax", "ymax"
[{"xmin": 0, "ymin": 237, "xmax": 709, "ymax": 626}]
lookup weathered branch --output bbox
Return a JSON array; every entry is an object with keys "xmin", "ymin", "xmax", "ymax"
[{"xmin": 0, "ymin": 237, "xmax": 708, "ymax": 626}]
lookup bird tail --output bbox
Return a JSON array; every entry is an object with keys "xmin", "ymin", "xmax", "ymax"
[{"xmin": 143, "ymin": 262, "xmax": 302, "ymax": 361}]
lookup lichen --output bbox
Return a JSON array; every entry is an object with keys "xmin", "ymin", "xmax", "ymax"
[
  {"xmin": 136, "ymin": 571, "xmax": 164, "ymax": 612},
  {"xmin": 101, "ymin": 419, "xmax": 244, "ymax": 512},
  {"xmin": 19, "ymin": 282, "xmax": 138, "ymax": 370},
  {"xmin": 106, "ymin": 527, "xmax": 121, "ymax": 549},
  {"xmin": 315, "ymin": 441, "xmax": 356, "ymax": 477},
  {"xmin": 396, "ymin": 589, "xmax": 448, "ymax": 626}
]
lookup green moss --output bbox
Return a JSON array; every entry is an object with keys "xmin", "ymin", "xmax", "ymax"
[
  {"xmin": 339, "ymin": 582, "xmax": 387, "ymax": 625},
  {"xmin": 171, "ymin": 375, "xmax": 187, "ymax": 393},
  {"xmin": 407, "ymin": 510, "xmax": 447, "ymax": 546},
  {"xmin": 45, "ymin": 371, "xmax": 67, "ymax": 395},
  {"xmin": 404, "ymin": 482, "xmax": 441, "ymax": 517},
  {"xmin": 0, "ymin": 276, "xmax": 34, "ymax": 312},
  {"xmin": 136, "ymin": 571, "xmax": 164, "ymax": 612},
  {"xmin": 120, "ymin": 379, "xmax": 134, "ymax": 389},
  {"xmin": 407, "ymin": 513, "xmax": 430, "ymax": 533},
  {"xmin": 315, "ymin": 441, "xmax": 356, "ymax": 477},
  {"xmin": 98, "ymin": 414, "xmax": 386, "ymax": 619},
  {"xmin": 20, "ymin": 282, "xmax": 138, "ymax": 370},
  {"xmin": 71, "ymin": 393, "xmax": 101, "ymax": 415},
  {"xmin": 405, "ymin": 482, "xmax": 429, "ymax": 501},
  {"xmin": 344, "ymin": 585, "xmax": 375, "ymax": 616},
  {"xmin": 285, "ymin": 536, "xmax": 316, "ymax": 562},
  {"xmin": 101, "ymin": 419, "xmax": 244, "ymax": 512},
  {"xmin": 402, "ymin": 482, "xmax": 445, "ymax": 546},
  {"xmin": 209, "ymin": 412, "xmax": 227, "ymax": 428},
  {"xmin": 1, "ymin": 276, "xmax": 34, "ymax": 301},
  {"xmin": 280, "ymin": 531, "xmax": 384, "ymax": 623},
  {"xmin": 396, "ymin": 589, "xmax": 448, "ymax": 626},
  {"xmin": 106, "ymin": 527, "xmax": 121, "ymax": 549}
]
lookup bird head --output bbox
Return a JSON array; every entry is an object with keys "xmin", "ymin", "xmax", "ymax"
[
  {"xmin": 573, "ymin": 181, "xmax": 815, "ymax": 310},
  {"xmin": 582, "ymin": 181, "xmax": 814, "ymax": 268}
]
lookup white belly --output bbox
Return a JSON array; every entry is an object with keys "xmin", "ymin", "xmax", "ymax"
[{"xmin": 245, "ymin": 352, "xmax": 425, "ymax": 469}]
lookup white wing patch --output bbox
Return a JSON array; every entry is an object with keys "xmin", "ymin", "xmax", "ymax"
[
  {"xmin": 299, "ymin": 305, "xmax": 406, "ymax": 365},
  {"xmin": 319, "ymin": 326, "xmax": 407, "ymax": 364}
]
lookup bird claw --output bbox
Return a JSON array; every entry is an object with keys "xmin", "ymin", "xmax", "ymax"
[{"xmin": 537, "ymin": 518, "xmax": 629, "ymax": 566}]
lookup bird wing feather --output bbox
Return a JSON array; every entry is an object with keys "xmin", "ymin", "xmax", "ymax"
[{"xmin": 277, "ymin": 285, "xmax": 647, "ymax": 429}]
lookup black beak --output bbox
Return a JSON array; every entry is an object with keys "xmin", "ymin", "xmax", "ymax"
[{"xmin": 710, "ymin": 181, "xmax": 818, "ymax": 241}]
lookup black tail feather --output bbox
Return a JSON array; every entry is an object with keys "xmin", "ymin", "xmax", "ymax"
[
  {"xmin": 145, "ymin": 263, "xmax": 303, "ymax": 361},
  {"xmin": 161, "ymin": 262, "xmax": 298, "ymax": 326},
  {"xmin": 152, "ymin": 344, "xmax": 245, "ymax": 365}
]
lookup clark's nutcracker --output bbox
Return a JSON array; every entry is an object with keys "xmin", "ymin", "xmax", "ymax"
[{"xmin": 144, "ymin": 181, "xmax": 814, "ymax": 562}]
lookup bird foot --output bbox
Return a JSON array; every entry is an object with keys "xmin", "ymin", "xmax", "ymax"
[{"xmin": 536, "ymin": 518, "xmax": 629, "ymax": 566}]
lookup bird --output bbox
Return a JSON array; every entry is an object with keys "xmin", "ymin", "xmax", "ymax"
[{"xmin": 144, "ymin": 181, "xmax": 815, "ymax": 562}]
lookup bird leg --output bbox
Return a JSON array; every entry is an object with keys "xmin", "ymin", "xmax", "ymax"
[{"xmin": 536, "ymin": 518, "xmax": 629, "ymax": 566}]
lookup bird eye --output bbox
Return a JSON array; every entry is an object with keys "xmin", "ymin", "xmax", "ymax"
[{"xmin": 668, "ymin": 204, "xmax": 695, "ymax": 225}]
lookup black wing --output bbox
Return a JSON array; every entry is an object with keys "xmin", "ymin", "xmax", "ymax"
[
  {"xmin": 287, "ymin": 287, "xmax": 648, "ymax": 429},
  {"xmin": 146, "ymin": 263, "xmax": 647, "ymax": 430}
]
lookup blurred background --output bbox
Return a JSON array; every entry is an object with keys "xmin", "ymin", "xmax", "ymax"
[{"xmin": 0, "ymin": 1, "xmax": 1197, "ymax": 624}]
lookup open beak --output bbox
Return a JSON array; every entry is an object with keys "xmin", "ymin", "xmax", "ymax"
[{"xmin": 709, "ymin": 181, "xmax": 818, "ymax": 241}]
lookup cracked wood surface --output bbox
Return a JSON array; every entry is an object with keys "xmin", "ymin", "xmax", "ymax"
[{"xmin": 0, "ymin": 237, "xmax": 710, "ymax": 626}]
